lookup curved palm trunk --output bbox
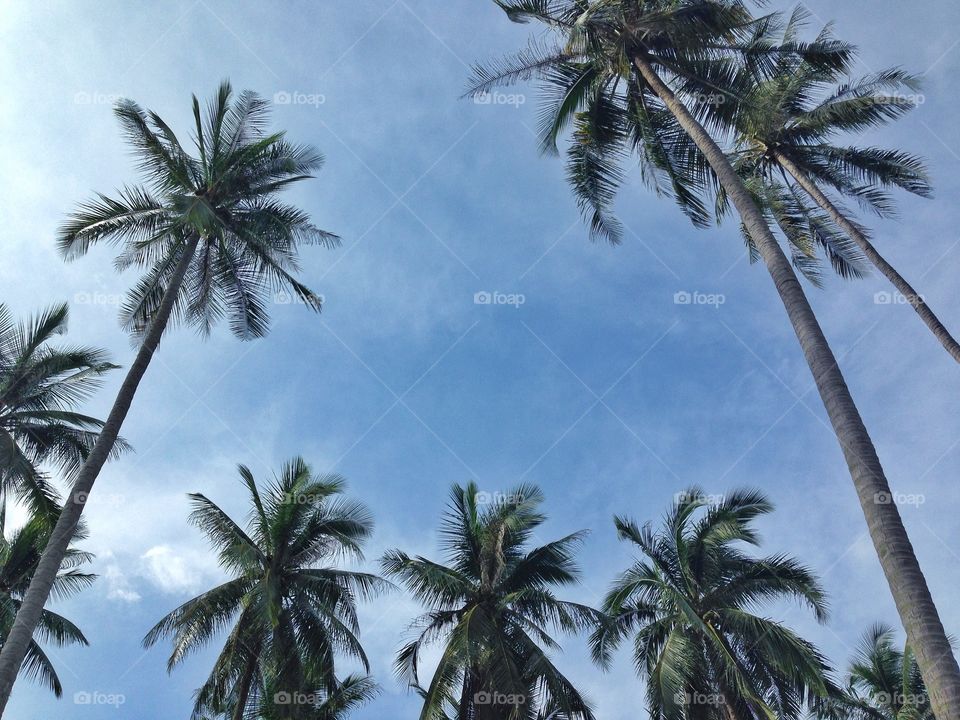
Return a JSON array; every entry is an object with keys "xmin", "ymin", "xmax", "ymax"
[
  {"xmin": 0, "ymin": 236, "xmax": 200, "ymax": 715},
  {"xmin": 773, "ymin": 150, "xmax": 960, "ymax": 364},
  {"xmin": 633, "ymin": 55, "xmax": 960, "ymax": 720}
]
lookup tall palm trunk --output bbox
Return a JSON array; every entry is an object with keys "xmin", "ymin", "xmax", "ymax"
[
  {"xmin": 232, "ymin": 651, "xmax": 258, "ymax": 720},
  {"xmin": 459, "ymin": 667, "xmax": 477, "ymax": 720},
  {"xmin": 0, "ymin": 236, "xmax": 200, "ymax": 714},
  {"xmin": 772, "ymin": 150, "xmax": 960, "ymax": 363},
  {"xmin": 633, "ymin": 54, "xmax": 960, "ymax": 720}
]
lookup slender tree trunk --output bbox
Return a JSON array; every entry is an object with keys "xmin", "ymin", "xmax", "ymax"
[
  {"xmin": 0, "ymin": 236, "xmax": 200, "ymax": 715},
  {"xmin": 232, "ymin": 652, "xmax": 258, "ymax": 720},
  {"xmin": 459, "ymin": 668, "xmax": 476, "ymax": 720},
  {"xmin": 773, "ymin": 150, "xmax": 960, "ymax": 363},
  {"xmin": 633, "ymin": 54, "xmax": 960, "ymax": 720}
]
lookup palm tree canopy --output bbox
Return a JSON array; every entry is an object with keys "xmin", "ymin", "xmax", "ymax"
[
  {"xmin": 592, "ymin": 487, "xmax": 832, "ymax": 720},
  {"xmin": 58, "ymin": 81, "xmax": 339, "ymax": 340},
  {"xmin": 0, "ymin": 504, "xmax": 94, "ymax": 697},
  {"xmin": 726, "ymin": 50, "xmax": 931, "ymax": 210},
  {"xmin": 815, "ymin": 623, "xmax": 934, "ymax": 720},
  {"xmin": 468, "ymin": 1, "xmax": 852, "ymax": 243},
  {"xmin": 686, "ymin": 14, "xmax": 933, "ymax": 284},
  {"xmin": 143, "ymin": 458, "xmax": 389, "ymax": 720},
  {"xmin": 0, "ymin": 302, "xmax": 125, "ymax": 521},
  {"xmin": 382, "ymin": 481, "xmax": 601, "ymax": 720}
]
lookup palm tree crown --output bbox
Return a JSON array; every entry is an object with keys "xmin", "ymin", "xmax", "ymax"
[
  {"xmin": 143, "ymin": 458, "xmax": 388, "ymax": 720},
  {"xmin": 468, "ymin": 1, "xmax": 848, "ymax": 242},
  {"xmin": 59, "ymin": 80, "xmax": 339, "ymax": 339},
  {"xmin": 592, "ymin": 488, "xmax": 831, "ymax": 720},
  {"xmin": 703, "ymin": 14, "xmax": 934, "ymax": 282},
  {"xmin": 816, "ymin": 623, "xmax": 934, "ymax": 720},
  {"xmin": 0, "ymin": 302, "xmax": 122, "ymax": 522},
  {"xmin": 382, "ymin": 481, "xmax": 600, "ymax": 720},
  {"xmin": 0, "ymin": 504, "xmax": 93, "ymax": 697},
  {"xmin": 727, "ymin": 50, "xmax": 930, "ymax": 215}
]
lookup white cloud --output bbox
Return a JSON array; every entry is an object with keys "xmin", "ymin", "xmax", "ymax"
[
  {"xmin": 139, "ymin": 545, "xmax": 216, "ymax": 595},
  {"xmin": 97, "ymin": 553, "xmax": 141, "ymax": 603}
]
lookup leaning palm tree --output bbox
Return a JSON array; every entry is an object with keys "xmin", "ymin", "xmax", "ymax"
[
  {"xmin": 816, "ymin": 623, "xmax": 934, "ymax": 720},
  {"xmin": 592, "ymin": 488, "xmax": 831, "ymax": 720},
  {"xmin": 472, "ymin": 3, "xmax": 960, "ymax": 714},
  {"xmin": 0, "ymin": 302, "xmax": 123, "ymax": 524},
  {"xmin": 143, "ymin": 458, "xmax": 388, "ymax": 720},
  {"xmin": 711, "ymin": 20, "xmax": 959, "ymax": 361},
  {"xmin": 382, "ymin": 481, "xmax": 599, "ymax": 720},
  {"xmin": 0, "ymin": 504, "xmax": 93, "ymax": 698},
  {"xmin": 0, "ymin": 83, "xmax": 339, "ymax": 709}
]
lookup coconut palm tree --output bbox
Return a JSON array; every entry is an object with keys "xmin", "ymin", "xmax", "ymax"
[
  {"xmin": 591, "ymin": 488, "xmax": 831, "ymax": 720},
  {"xmin": 471, "ymin": 3, "xmax": 960, "ymax": 715},
  {"xmin": 382, "ymin": 481, "xmax": 599, "ymax": 720},
  {"xmin": 0, "ymin": 503, "xmax": 93, "ymax": 698},
  {"xmin": 816, "ymin": 623, "xmax": 934, "ymax": 720},
  {"xmin": 708, "ymin": 17, "xmax": 958, "ymax": 361},
  {"xmin": 143, "ymin": 458, "xmax": 388, "ymax": 720},
  {"xmin": 0, "ymin": 83, "xmax": 339, "ymax": 709},
  {"xmin": 0, "ymin": 302, "xmax": 123, "ymax": 525}
]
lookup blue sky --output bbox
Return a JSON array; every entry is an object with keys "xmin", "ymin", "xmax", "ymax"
[{"xmin": 2, "ymin": 1, "xmax": 960, "ymax": 718}]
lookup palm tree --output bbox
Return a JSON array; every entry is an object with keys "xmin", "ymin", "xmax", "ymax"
[
  {"xmin": 382, "ymin": 481, "xmax": 599, "ymax": 720},
  {"xmin": 143, "ymin": 458, "xmax": 388, "ymax": 720},
  {"xmin": 0, "ymin": 82, "xmax": 339, "ymax": 710},
  {"xmin": 711, "ymin": 17, "xmax": 959, "ymax": 361},
  {"xmin": 471, "ymin": 3, "xmax": 960, "ymax": 714},
  {"xmin": 816, "ymin": 623, "xmax": 934, "ymax": 720},
  {"xmin": 0, "ymin": 302, "xmax": 123, "ymax": 524},
  {"xmin": 591, "ymin": 488, "xmax": 831, "ymax": 720},
  {"xmin": 0, "ymin": 504, "xmax": 93, "ymax": 698}
]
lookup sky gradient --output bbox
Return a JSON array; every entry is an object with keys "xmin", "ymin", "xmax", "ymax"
[{"xmin": 2, "ymin": 1, "xmax": 960, "ymax": 718}]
